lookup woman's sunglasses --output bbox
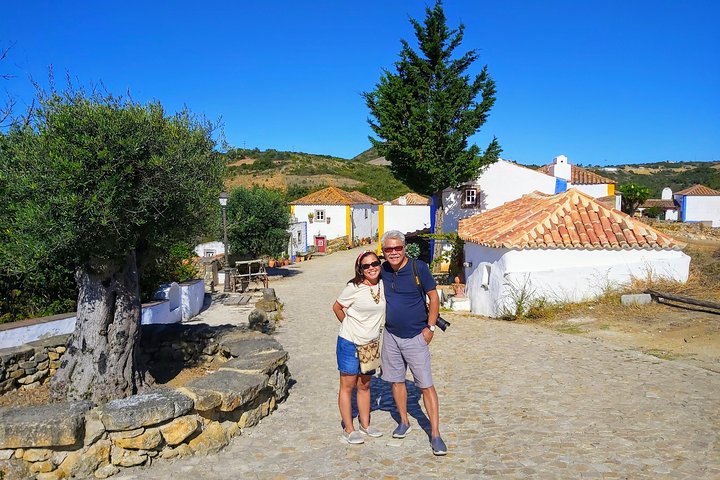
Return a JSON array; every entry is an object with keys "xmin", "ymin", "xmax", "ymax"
[{"xmin": 360, "ymin": 260, "xmax": 381, "ymax": 270}]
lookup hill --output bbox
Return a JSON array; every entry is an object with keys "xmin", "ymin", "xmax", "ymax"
[
  {"xmin": 222, "ymin": 147, "xmax": 410, "ymax": 201},
  {"xmin": 586, "ymin": 161, "xmax": 720, "ymax": 197}
]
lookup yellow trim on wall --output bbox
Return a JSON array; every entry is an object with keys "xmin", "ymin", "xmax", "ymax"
[
  {"xmin": 377, "ymin": 204, "xmax": 385, "ymax": 255},
  {"xmin": 290, "ymin": 205, "xmax": 295, "ymax": 215},
  {"xmin": 346, "ymin": 206, "xmax": 351, "ymax": 240},
  {"xmin": 608, "ymin": 184, "xmax": 615, "ymax": 196}
]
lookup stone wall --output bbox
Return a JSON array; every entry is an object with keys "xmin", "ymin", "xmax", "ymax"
[
  {"xmin": 0, "ymin": 327, "xmax": 291, "ymax": 479},
  {"xmin": 0, "ymin": 337, "xmax": 67, "ymax": 394}
]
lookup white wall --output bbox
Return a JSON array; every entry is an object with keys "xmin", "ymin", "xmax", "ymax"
[
  {"xmin": 383, "ymin": 204, "xmax": 431, "ymax": 234},
  {"xmin": 571, "ymin": 183, "xmax": 612, "ymax": 198},
  {"xmin": 293, "ymin": 204, "xmax": 348, "ymax": 241},
  {"xmin": 287, "ymin": 221, "xmax": 308, "ymax": 256},
  {"xmin": 194, "ymin": 241, "xmax": 224, "ymax": 257},
  {"xmin": 665, "ymin": 209, "xmax": 679, "ymax": 221},
  {"xmin": 683, "ymin": 196, "xmax": 720, "ymax": 227},
  {"xmin": 464, "ymin": 243, "xmax": 691, "ymax": 317},
  {"xmin": 351, "ymin": 205, "xmax": 376, "ymax": 240},
  {"xmin": 442, "ymin": 160, "xmax": 557, "ymax": 232}
]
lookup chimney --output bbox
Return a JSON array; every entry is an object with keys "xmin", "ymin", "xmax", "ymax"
[
  {"xmin": 661, "ymin": 187, "xmax": 672, "ymax": 200},
  {"xmin": 550, "ymin": 155, "xmax": 571, "ymax": 181}
]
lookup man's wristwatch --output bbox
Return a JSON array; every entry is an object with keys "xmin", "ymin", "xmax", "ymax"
[{"xmin": 427, "ymin": 324, "xmax": 436, "ymax": 333}]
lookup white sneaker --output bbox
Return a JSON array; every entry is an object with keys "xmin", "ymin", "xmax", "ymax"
[
  {"xmin": 341, "ymin": 430, "xmax": 365, "ymax": 444},
  {"xmin": 359, "ymin": 424, "xmax": 383, "ymax": 437}
]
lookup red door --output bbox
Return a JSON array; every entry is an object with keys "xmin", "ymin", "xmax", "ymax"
[{"xmin": 315, "ymin": 236, "xmax": 326, "ymax": 254}]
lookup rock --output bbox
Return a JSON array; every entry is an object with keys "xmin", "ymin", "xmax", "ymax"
[
  {"xmin": 221, "ymin": 337, "xmax": 283, "ymax": 358},
  {"xmin": 268, "ymin": 365, "xmax": 291, "ymax": 400},
  {"xmin": 22, "ymin": 447, "xmax": 53, "ymax": 462},
  {"xmin": 621, "ymin": 293, "xmax": 653, "ymax": 306},
  {"xmin": 94, "ymin": 463, "xmax": 120, "ymax": 478},
  {"xmin": 59, "ymin": 439, "xmax": 111, "ymax": 479},
  {"xmin": 108, "ymin": 427, "xmax": 144, "ymax": 440},
  {"xmin": 248, "ymin": 309, "xmax": 269, "ymax": 331},
  {"xmin": 0, "ymin": 345, "xmax": 34, "ymax": 365},
  {"xmin": 29, "ymin": 460, "xmax": 54, "ymax": 473},
  {"xmin": 84, "ymin": 409, "xmax": 107, "ymax": 446},
  {"xmin": 261, "ymin": 288, "xmax": 277, "ymax": 301},
  {"xmin": 187, "ymin": 423, "xmax": 227, "ymax": 455},
  {"xmin": 254, "ymin": 299, "xmax": 277, "ymax": 312},
  {"xmin": 47, "ymin": 352, "xmax": 60, "ymax": 361},
  {"xmin": 184, "ymin": 371, "xmax": 268, "ymax": 411},
  {"xmin": 111, "ymin": 427, "xmax": 162, "ymax": 450},
  {"xmin": 110, "ymin": 446, "xmax": 147, "ymax": 467},
  {"xmin": 175, "ymin": 387, "xmax": 222, "ymax": 411},
  {"xmin": 0, "ymin": 401, "xmax": 93, "ymax": 449},
  {"xmin": 0, "ymin": 458, "xmax": 31, "ymax": 480},
  {"xmin": 97, "ymin": 389, "xmax": 193, "ymax": 431},
  {"xmin": 0, "ymin": 449, "xmax": 12, "ymax": 460},
  {"xmin": 219, "ymin": 350, "xmax": 288, "ymax": 375},
  {"xmin": 36, "ymin": 471, "xmax": 64, "ymax": 480},
  {"xmin": 159, "ymin": 416, "xmax": 200, "ymax": 446}
]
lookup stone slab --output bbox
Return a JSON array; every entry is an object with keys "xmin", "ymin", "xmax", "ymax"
[
  {"xmin": 184, "ymin": 370, "xmax": 268, "ymax": 411},
  {"xmin": 219, "ymin": 350, "xmax": 288, "ymax": 375},
  {"xmin": 621, "ymin": 293, "xmax": 653, "ymax": 306},
  {"xmin": 0, "ymin": 401, "xmax": 92, "ymax": 448},
  {"xmin": 97, "ymin": 389, "xmax": 193, "ymax": 431},
  {"xmin": 0, "ymin": 345, "xmax": 34, "ymax": 365},
  {"xmin": 221, "ymin": 337, "xmax": 283, "ymax": 358}
]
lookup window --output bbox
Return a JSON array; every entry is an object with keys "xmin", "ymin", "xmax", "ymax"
[
  {"xmin": 462, "ymin": 187, "xmax": 478, "ymax": 208},
  {"xmin": 364, "ymin": 209, "xmax": 368, "ymax": 219},
  {"xmin": 314, "ymin": 210, "xmax": 325, "ymax": 221},
  {"xmin": 204, "ymin": 250, "xmax": 215, "ymax": 257},
  {"xmin": 297, "ymin": 231, "xmax": 301, "ymax": 242}
]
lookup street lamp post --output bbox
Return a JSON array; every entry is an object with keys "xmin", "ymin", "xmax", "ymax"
[{"xmin": 219, "ymin": 192, "xmax": 231, "ymax": 292}]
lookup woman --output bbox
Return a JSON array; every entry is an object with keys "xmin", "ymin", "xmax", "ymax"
[{"xmin": 331, "ymin": 251, "xmax": 385, "ymax": 444}]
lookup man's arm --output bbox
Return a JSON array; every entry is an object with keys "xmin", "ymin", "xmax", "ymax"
[{"xmin": 422, "ymin": 289, "xmax": 440, "ymax": 344}]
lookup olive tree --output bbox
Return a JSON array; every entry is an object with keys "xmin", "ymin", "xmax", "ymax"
[{"xmin": 1, "ymin": 88, "xmax": 224, "ymax": 402}]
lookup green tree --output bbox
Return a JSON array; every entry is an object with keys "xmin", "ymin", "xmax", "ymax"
[
  {"xmin": 227, "ymin": 186, "xmax": 290, "ymax": 258},
  {"xmin": 0, "ymin": 88, "xmax": 224, "ymax": 402},
  {"xmin": 364, "ymin": 0, "xmax": 500, "ymax": 252},
  {"xmin": 618, "ymin": 183, "xmax": 652, "ymax": 216}
]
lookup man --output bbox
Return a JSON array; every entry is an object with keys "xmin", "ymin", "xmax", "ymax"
[{"xmin": 379, "ymin": 230, "xmax": 447, "ymax": 456}]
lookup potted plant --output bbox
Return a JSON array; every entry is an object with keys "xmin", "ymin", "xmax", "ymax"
[
  {"xmin": 267, "ymin": 257, "xmax": 276, "ymax": 268},
  {"xmin": 308, "ymin": 212, "xmax": 314, "ymax": 223}
]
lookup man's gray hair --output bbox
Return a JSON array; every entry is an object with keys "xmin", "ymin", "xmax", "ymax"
[{"xmin": 381, "ymin": 230, "xmax": 406, "ymax": 246}]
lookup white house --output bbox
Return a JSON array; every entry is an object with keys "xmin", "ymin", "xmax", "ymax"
[
  {"xmin": 380, "ymin": 193, "xmax": 432, "ymax": 236},
  {"xmin": 639, "ymin": 187, "xmax": 679, "ymax": 221},
  {"xmin": 287, "ymin": 219, "xmax": 308, "ymax": 258},
  {"xmin": 442, "ymin": 156, "xmax": 618, "ymax": 233},
  {"xmin": 673, "ymin": 184, "xmax": 720, "ymax": 227},
  {"xmin": 193, "ymin": 241, "xmax": 225, "ymax": 257},
  {"xmin": 458, "ymin": 189, "xmax": 690, "ymax": 318},
  {"xmin": 289, "ymin": 187, "xmax": 380, "ymax": 253}
]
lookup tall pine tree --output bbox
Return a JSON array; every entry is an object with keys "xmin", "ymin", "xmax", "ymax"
[{"xmin": 364, "ymin": 1, "xmax": 500, "ymax": 253}]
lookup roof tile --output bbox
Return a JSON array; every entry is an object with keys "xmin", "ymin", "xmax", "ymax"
[
  {"xmin": 290, "ymin": 186, "xmax": 381, "ymax": 205},
  {"xmin": 674, "ymin": 184, "xmax": 720, "ymax": 196}
]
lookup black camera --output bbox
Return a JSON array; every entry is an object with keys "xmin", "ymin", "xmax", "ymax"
[{"xmin": 436, "ymin": 316, "xmax": 450, "ymax": 331}]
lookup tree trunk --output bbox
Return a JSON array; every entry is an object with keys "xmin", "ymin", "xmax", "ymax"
[
  {"xmin": 50, "ymin": 251, "xmax": 153, "ymax": 403},
  {"xmin": 432, "ymin": 191, "xmax": 445, "ymax": 268}
]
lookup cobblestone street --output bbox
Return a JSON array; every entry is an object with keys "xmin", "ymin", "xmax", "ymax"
[{"xmin": 121, "ymin": 246, "xmax": 720, "ymax": 479}]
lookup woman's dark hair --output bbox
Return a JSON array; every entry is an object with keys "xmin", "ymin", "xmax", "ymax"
[{"xmin": 348, "ymin": 251, "xmax": 380, "ymax": 286}]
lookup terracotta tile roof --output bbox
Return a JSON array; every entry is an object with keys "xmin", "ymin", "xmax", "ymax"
[
  {"xmin": 674, "ymin": 184, "xmax": 720, "ymax": 196},
  {"xmin": 458, "ymin": 188, "xmax": 683, "ymax": 250},
  {"xmin": 640, "ymin": 199, "xmax": 678, "ymax": 210},
  {"xmin": 289, "ymin": 186, "xmax": 380, "ymax": 205},
  {"xmin": 537, "ymin": 164, "xmax": 616, "ymax": 185},
  {"xmin": 390, "ymin": 193, "xmax": 431, "ymax": 205}
]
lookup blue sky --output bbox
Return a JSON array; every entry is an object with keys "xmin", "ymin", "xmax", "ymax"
[{"xmin": 2, "ymin": 1, "xmax": 718, "ymax": 166}]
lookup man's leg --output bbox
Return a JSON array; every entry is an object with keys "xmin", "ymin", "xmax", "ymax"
[
  {"xmin": 391, "ymin": 381, "xmax": 409, "ymax": 425},
  {"xmin": 420, "ymin": 385, "xmax": 440, "ymax": 438}
]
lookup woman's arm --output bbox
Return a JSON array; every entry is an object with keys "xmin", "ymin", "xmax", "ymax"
[{"xmin": 332, "ymin": 301, "xmax": 346, "ymax": 322}]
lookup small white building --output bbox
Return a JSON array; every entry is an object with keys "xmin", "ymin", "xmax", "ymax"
[
  {"xmin": 639, "ymin": 187, "xmax": 679, "ymax": 221},
  {"xmin": 193, "ymin": 241, "xmax": 225, "ymax": 257},
  {"xmin": 381, "ymin": 193, "xmax": 432, "ymax": 235},
  {"xmin": 458, "ymin": 189, "xmax": 690, "ymax": 317},
  {"xmin": 537, "ymin": 154, "xmax": 617, "ymax": 200},
  {"xmin": 289, "ymin": 187, "xmax": 380, "ymax": 253},
  {"xmin": 673, "ymin": 184, "xmax": 720, "ymax": 227}
]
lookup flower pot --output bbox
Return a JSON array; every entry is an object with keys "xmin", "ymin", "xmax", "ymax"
[{"xmin": 268, "ymin": 259, "xmax": 276, "ymax": 268}]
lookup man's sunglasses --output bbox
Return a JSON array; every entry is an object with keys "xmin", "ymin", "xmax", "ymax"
[
  {"xmin": 360, "ymin": 260, "xmax": 381, "ymax": 270},
  {"xmin": 382, "ymin": 246, "xmax": 404, "ymax": 253}
]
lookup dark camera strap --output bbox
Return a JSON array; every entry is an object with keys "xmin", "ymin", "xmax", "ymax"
[{"xmin": 411, "ymin": 259, "xmax": 429, "ymax": 315}]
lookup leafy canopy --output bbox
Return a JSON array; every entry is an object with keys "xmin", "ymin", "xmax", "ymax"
[
  {"xmin": 618, "ymin": 183, "xmax": 652, "ymax": 216},
  {"xmin": 1, "ymin": 87, "xmax": 225, "ymax": 281},
  {"xmin": 364, "ymin": 0, "xmax": 501, "ymax": 195},
  {"xmin": 227, "ymin": 186, "xmax": 290, "ymax": 258}
]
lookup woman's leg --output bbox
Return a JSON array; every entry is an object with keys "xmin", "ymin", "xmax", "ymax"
[
  {"xmin": 339, "ymin": 373, "xmax": 358, "ymax": 432},
  {"xmin": 356, "ymin": 374, "xmax": 372, "ymax": 428}
]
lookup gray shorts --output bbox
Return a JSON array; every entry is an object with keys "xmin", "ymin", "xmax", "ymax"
[{"xmin": 380, "ymin": 329, "xmax": 433, "ymax": 389}]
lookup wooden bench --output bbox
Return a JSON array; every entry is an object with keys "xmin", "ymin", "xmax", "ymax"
[{"xmin": 231, "ymin": 259, "xmax": 268, "ymax": 292}]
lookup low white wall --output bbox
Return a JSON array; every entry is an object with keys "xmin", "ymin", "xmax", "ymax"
[
  {"xmin": 572, "ymin": 183, "xmax": 611, "ymax": 198},
  {"xmin": 464, "ymin": 244, "xmax": 691, "ymax": 317},
  {"xmin": 383, "ymin": 204, "xmax": 431, "ymax": 234},
  {"xmin": 0, "ymin": 280, "xmax": 207, "ymax": 349}
]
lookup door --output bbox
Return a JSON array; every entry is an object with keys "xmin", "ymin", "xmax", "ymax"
[{"xmin": 315, "ymin": 236, "xmax": 326, "ymax": 254}]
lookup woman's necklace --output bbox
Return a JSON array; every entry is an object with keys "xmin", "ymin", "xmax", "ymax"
[{"xmin": 366, "ymin": 281, "xmax": 381, "ymax": 304}]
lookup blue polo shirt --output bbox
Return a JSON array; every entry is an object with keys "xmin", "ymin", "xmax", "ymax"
[{"xmin": 381, "ymin": 258, "xmax": 437, "ymax": 338}]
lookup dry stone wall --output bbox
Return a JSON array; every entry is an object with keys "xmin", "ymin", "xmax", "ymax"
[{"xmin": 0, "ymin": 327, "xmax": 290, "ymax": 479}]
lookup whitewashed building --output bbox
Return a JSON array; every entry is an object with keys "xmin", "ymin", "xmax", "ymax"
[
  {"xmin": 639, "ymin": 187, "xmax": 679, "ymax": 221},
  {"xmin": 289, "ymin": 187, "xmax": 380, "ymax": 253},
  {"xmin": 193, "ymin": 241, "xmax": 225, "ymax": 257},
  {"xmin": 458, "ymin": 189, "xmax": 690, "ymax": 317},
  {"xmin": 381, "ymin": 193, "xmax": 432, "ymax": 235},
  {"xmin": 673, "ymin": 184, "xmax": 720, "ymax": 227}
]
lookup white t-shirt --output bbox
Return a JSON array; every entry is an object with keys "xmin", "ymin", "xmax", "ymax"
[{"xmin": 336, "ymin": 280, "xmax": 386, "ymax": 345}]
